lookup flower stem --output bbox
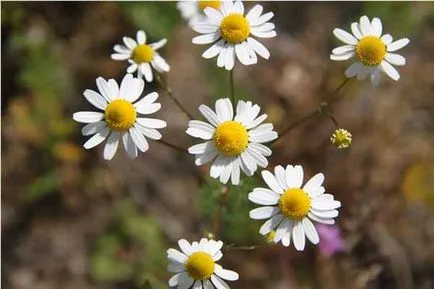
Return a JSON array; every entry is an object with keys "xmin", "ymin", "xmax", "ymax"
[
  {"xmin": 224, "ymin": 243, "xmax": 265, "ymax": 251},
  {"xmin": 155, "ymin": 74, "xmax": 194, "ymax": 120},
  {"xmin": 212, "ymin": 185, "xmax": 229, "ymax": 238},
  {"xmin": 229, "ymin": 69, "xmax": 235, "ymax": 108},
  {"xmin": 272, "ymin": 78, "xmax": 350, "ymax": 145},
  {"xmin": 157, "ymin": 139, "xmax": 189, "ymax": 154}
]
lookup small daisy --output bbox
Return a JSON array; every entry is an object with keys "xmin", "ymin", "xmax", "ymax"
[
  {"xmin": 192, "ymin": 0, "xmax": 276, "ymax": 70},
  {"xmin": 167, "ymin": 238, "xmax": 239, "ymax": 289},
  {"xmin": 111, "ymin": 30, "xmax": 170, "ymax": 83},
  {"xmin": 186, "ymin": 98, "xmax": 278, "ymax": 185},
  {"xmin": 73, "ymin": 74, "xmax": 166, "ymax": 160},
  {"xmin": 177, "ymin": 0, "xmax": 223, "ymax": 27},
  {"xmin": 331, "ymin": 15, "xmax": 410, "ymax": 86},
  {"xmin": 248, "ymin": 165, "xmax": 341, "ymax": 251}
]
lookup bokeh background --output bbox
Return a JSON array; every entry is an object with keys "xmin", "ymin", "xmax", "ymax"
[{"xmin": 2, "ymin": 1, "xmax": 434, "ymax": 289}]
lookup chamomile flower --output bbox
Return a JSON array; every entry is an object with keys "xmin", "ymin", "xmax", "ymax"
[
  {"xmin": 177, "ymin": 0, "xmax": 223, "ymax": 27},
  {"xmin": 111, "ymin": 30, "xmax": 170, "ymax": 83},
  {"xmin": 192, "ymin": 0, "xmax": 276, "ymax": 70},
  {"xmin": 73, "ymin": 74, "xmax": 166, "ymax": 160},
  {"xmin": 248, "ymin": 165, "xmax": 341, "ymax": 251},
  {"xmin": 167, "ymin": 238, "xmax": 239, "ymax": 289},
  {"xmin": 331, "ymin": 15, "xmax": 410, "ymax": 86},
  {"xmin": 186, "ymin": 98, "xmax": 278, "ymax": 185}
]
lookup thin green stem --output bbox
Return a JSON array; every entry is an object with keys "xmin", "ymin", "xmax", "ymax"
[
  {"xmin": 212, "ymin": 185, "xmax": 229, "ymax": 238},
  {"xmin": 271, "ymin": 78, "xmax": 350, "ymax": 145},
  {"xmin": 155, "ymin": 74, "xmax": 194, "ymax": 120},
  {"xmin": 229, "ymin": 69, "xmax": 235, "ymax": 108},
  {"xmin": 224, "ymin": 244, "xmax": 266, "ymax": 251},
  {"xmin": 157, "ymin": 139, "xmax": 189, "ymax": 154}
]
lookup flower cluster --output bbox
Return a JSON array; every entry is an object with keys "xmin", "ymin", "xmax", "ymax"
[{"xmin": 71, "ymin": 1, "xmax": 410, "ymax": 287}]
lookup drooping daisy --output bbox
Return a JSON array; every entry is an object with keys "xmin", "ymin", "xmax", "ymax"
[
  {"xmin": 248, "ymin": 165, "xmax": 341, "ymax": 251},
  {"xmin": 186, "ymin": 98, "xmax": 278, "ymax": 185},
  {"xmin": 192, "ymin": 0, "xmax": 276, "ymax": 70},
  {"xmin": 330, "ymin": 15, "xmax": 410, "ymax": 86},
  {"xmin": 72, "ymin": 74, "xmax": 166, "ymax": 160},
  {"xmin": 111, "ymin": 30, "xmax": 170, "ymax": 83},
  {"xmin": 167, "ymin": 238, "xmax": 239, "ymax": 289},
  {"xmin": 177, "ymin": 0, "xmax": 223, "ymax": 27}
]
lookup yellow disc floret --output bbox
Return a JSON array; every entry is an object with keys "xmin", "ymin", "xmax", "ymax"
[
  {"xmin": 220, "ymin": 14, "xmax": 250, "ymax": 44},
  {"xmin": 279, "ymin": 189, "xmax": 311, "ymax": 220},
  {"xmin": 104, "ymin": 99, "xmax": 137, "ymax": 131},
  {"xmin": 131, "ymin": 44, "xmax": 154, "ymax": 64},
  {"xmin": 356, "ymin": 36, "xmax": 386, "ymax": 66},
  {"xmin": 330, "ymin": 128, "xmax": 352, "ymax": 149},
  {"xmin": 185, "ymin": 252, "xmax": 215, "ymax": 280},
  {"xmin": 198, "ymin": 0, "xmax": 221, "ymax": 10},
  {"xmin": 213, "ymin": 121, "xmax": 248, "ymax": 156}
]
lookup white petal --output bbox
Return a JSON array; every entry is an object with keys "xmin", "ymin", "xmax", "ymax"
[
  {"xmin": 73, "ymin": 111, "xmax": 104, "ymax": 123},
  {"xmin": 230, "ymin": 157, "xmax": 241, "ymax": 185},
  {"xmin": 134, "ymin": 91, "xmax": 158, "ymax": 106},
  {"xmin": 240, "ymin": 152, "xmax": 256, "ymax": 176},
  {"xmin": 249, "ymin": 12, "xmax": 274, "ymax": 27},
  {"xmin": 215, "ymin": 268, "xmax": 239, "ymax": 281},
  {"xmin": 380, "ymin": 61, "xmax": 400, "ymax": 81},
  {"xmin": 202, "ymin": 39, "xmax": 225, "ymax": 59},
  {"xmin": 311, "ymin": 199, "xmax": 341, "ymax": 211},
  {"xmin": 251, "ymin": 22, "xmax": 275, "ymax": 33},
  {"xmin": 136, "ymin": 125, "xmax": 162, "ymax": 140},
  {"xmin": 111, "ymin": 53, "xmax": 130, "ymax": 60},
  {"xmin": 167, "ymin": 262, "xmax": 185, "ymax": 273},
  {"xmin": 127, "ymin": 63, "xmax": 138, "ymax": 73},
  {"xmin": 81, "ymin": 121, "xmax": 106, "ymax": 136},
  {"xmin": 129, "ymin": 127, "xmax": 149, "ymax": 152},
  {"xmin": 211, "ymin": 274, "xmax": 230, "ymax": 289},
  {"xmin": 387, "ymin": 38, "xmax": 410, "ymax": 52},
  {"xmin": 103, "ymin": 131, "xmax": 120, "ymax": 160},
  {"xmin": 351, "ymin": 22, "xmax": 363, "ymax": 39},
  {"xmin": 246, "ymin": 37, "xmax": 270, "ymax": 59},
  {"xmin": 345, "ymin": 61, "xmax": 362, "ymax": 77},
  {"xmin": 186, "ymin": 120, "xmax": 215, "ymax": 140},
  {"xmin": 192, "ymin": 32, "xmax": 220, "ymax": 44},
  {"xmin": 250, "ymin": 30, "xmax": 276, "ymax": 38},
  {"xmin": 370, "ymin": 69, "xmax": 381, "ymax": 87},
  {"xmin": 167, "ymin": 248, "xmax": 188, "ymax": 264},
  {"xmin": 371, "ymin": 17, "xmax": 382, "ymax": 37},
  {"xmin": 359, "ymin": 15, "xmax": 372, "ymax": 36},
  {"xmin": 193, "ymin": 23, "xmax": 219, "ymax": 34},
  {"xmin": 224, "ymin": 45, "xmax": 235, "ymax": 70},
  {"xmin": 302, "ymin": 218, "xmax": 319, "ymax": 245},
  {"xmin": 261, "ymin": 170, "xmax": 284, "ymax": 194},
  {"xmin": 310, "ymin": 209, "xmax": 339, "ymax": 219},
  {"xmin": 150, "ymin": 38, "xmax": 167, "ymax": 50},
  {"xmin": 259, "ymin": 213, "xmax": 283, "ymax": 235},
  {"xmin": 140, "ymin": 63, "xmax": 153, "ymax": 82},
  {"xmin": 233, "ymin": 0, "xmax": 244, "ymax": 14},
  {"xmin": 113, "ymin": 44, "xmax": 130, "ymax": 54},
  {"xmin": 136, "ymin": 118, "xmax": 166, "ymax": 129},
  {"xmin": 248, "ymin": 188, "xmax": 280, "ymax": 205},
  {"xmin": 203, "ymin": 280, "xmax": 214, "ymax": 289},
  {"xmin": 122, "ymin": 132, "xmax": 137, "ymax": 158},
  {"xmin": 292, "ymin": 221, "xmax": 306, "ymax": 251},
  {"xmin": 333, "ymin": 28, "xmax": 358, "ymax": 45},
  {"xmin": 198, "ymin": 105, "xmax": 219, "ymax": 126},
  {"xmin": 203, "ymin": 7, "xmax": 224, "ymax": 23},
  {"xmin": 274, "ymin": 165, "xmax": 288, "ymax": 191},
  {"xmin": 178, "ymin": 274, "xmax": 194, "ymax": 289},
  {"xmin": 286, "ymin": 165, "xmax": 303, "ymax": 189},
  {"xmin": 188, "ymin": 141, "xmax": 214, "ymax": 155},
  {"xmin": 193, "ymin": 280, "xmax": 202, "ymax": 289},
  {"xmin": 245, "ymin": 147, "xmax": 268, "ymax": 168},
  {"xmin": 235, "ymin": 43, "xmax": 253, "ymax": 65},
  {"xmin": 249, "ymin": 206, "xmax": 279, "ymax": 220},
  {"xmin": 245, "ymin": 4, "xmax": 263, "ymax": 23},
  {"xmin": 96, "ymin": 77, "xmax": 113, "ymax": 102},
  {"xmin": 219, "ymin": 160, "xmax": 232, "ymax": 184},
  {"xmin": 123, "ymin": 36, "xmax": 137, "ymax": 50},
  {"xmin": 248, "ymin": 143, "xmax": 271, "ymax": 156},
  {"xmin": 303, "ymin": 173, "xmax": 325, "ymax": 194},
  {"xmin": 152, "ymin": 54, "xmax": 170, "ymax": 72},
  {"xmin": 308, "ymin": 212, "xmax": 335, "ymax": 225},
  {"xmin": 248, "ymin": 130, "xmax": 278, "ymax": 143},
  {"xmin": 83, "ymin": 127, "xmax": 110, "ymax": 149},
  {"xmin": 215, "ymin": 98, "xmax": 233, "ymax": 122},
  {"xmin": 136, "ymin": 30, "xmax": 146, "ymax": 44},
  {"xmin": 385, "ymin": 53, "xmax": 406, "ymax": 66},
  {"xmin": 168, "ymin": 273, "xmax": 181, "ymax": 287},
  {"xmin": 330, "ymin": 51, "xmax": 355, "ymax": 61},
  {"xmin": 332, "ymin": 45, "xmax": 355, "ymax": 55},
  {"xmin": 381, "ymin": 34, "xmax": 393, "ymax": 45},
  {"xmin": 195, "ymin": 149, "xmax": 217, "ymax": 166},
  {"xmin": 217, "ymin": 45, "xmax": 228, "ymax": 68},
  {"xmin": 178, "ymin": 239, "xmax": 192, "ymax": 256}
]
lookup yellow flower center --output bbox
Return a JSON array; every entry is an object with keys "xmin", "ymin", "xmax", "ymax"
[
  {"xmin": 330, "ymin": 128, "xmax": 352, "ymax": 149},
  {"xmin": 220, "ymin": 14, "xmax": 250, "ymax": 44},
  {"xmin": 279, "ymin": 189, "xmax": 311, "ymax": 220},
  {"xmin": 104, "ymin": 99, "xmax": 137, "ymax": 131},
  {"xmin": 213, "ymin": 121, "xmax": 248, "ymax": 156},
  {"xmin": 356, "ymin": 36, "xmax": 386, "ymax": 66},
  {"xmin": 185, "ymin": 252, "xmax": 215, "ymax": 280},
  {"xmin": 198, "ymin": 0, "xmax": 221, "ymax": 10},
  {"xmin": 131, "ymin": 44, "xmax": 154, "ymax": 64}
]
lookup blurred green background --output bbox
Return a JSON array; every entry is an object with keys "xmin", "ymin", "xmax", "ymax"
[{"xmin": 2, "ymin": 2, "xmax": 434, "ymax": 289}]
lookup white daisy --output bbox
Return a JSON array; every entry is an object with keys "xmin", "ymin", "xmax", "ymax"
[
  {"xmin": 186, "ymin": 98, "xmax": 278, "ymax": 185},
  {"xmin": 192, "ymin": 0, "xmax": 276, "ymax": 70},
  {"xmin": 72, "ymin": 74, "xmax": 166, "ymax": 160},
  {"xmin": 330, "ymin": 15, "xmax": 410, "ymax": 86},
  {"xmin": 111, "ymin": 30, "xmax": 170, "ymax": 83},
  {"xmin": 248, "ymin": 165, "xmax": 342, "ymax": 251},
  {"xmin": 177, "ymin": 0, "xmax": 223, "ymax": 27},
  {"xmin": 167, "ymin": 238, "xmax": 239, "ymax": 289}
]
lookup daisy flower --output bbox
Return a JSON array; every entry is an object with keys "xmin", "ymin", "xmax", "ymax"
[
  {"xmin": 167, "ymin": 238, "xmax": 239, "ymax": 289},
  {"xmin": 248, "ymin": 165, "xmax": 341, "ymax": 251},
  {"xmin": 177, "ymin": 0, "xmax": 223, "ymax": 27},
  {"xmin": 186, "ymin": 98, "xmax": 278, "ymax": 185},
  {"xmin": 72, "ymin": 74, "xmax": 166, "ymax": 160},
  {"xmin": 330, "ymin": 15, "xmax": 410, "ymax": 86},
  {"xmin": 192, "ymin": 0, "xmax": 276, "ymax": 70},
  {"xmin": 111, "ymin": 30, "xmax": 170, "ymax": 83}
]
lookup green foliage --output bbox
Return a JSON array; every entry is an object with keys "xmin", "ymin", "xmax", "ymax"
[
  {"xmin": 89, "ymin": 200, "xmax": 166, "ymax": 289},
  {"xmin": 363, "ymin": 2, "xmax": 414, "ymax": 35},
  {"xmin": 200, "ymin": 176, "xmax": 263, "ymax": 244},
  {"xmin": 24, "ymin": 170, "xmax": 59, "ymax": 201},
  {"xmin": 120, "ymin": 2, "xmax": 181, "ymax": 40}
]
